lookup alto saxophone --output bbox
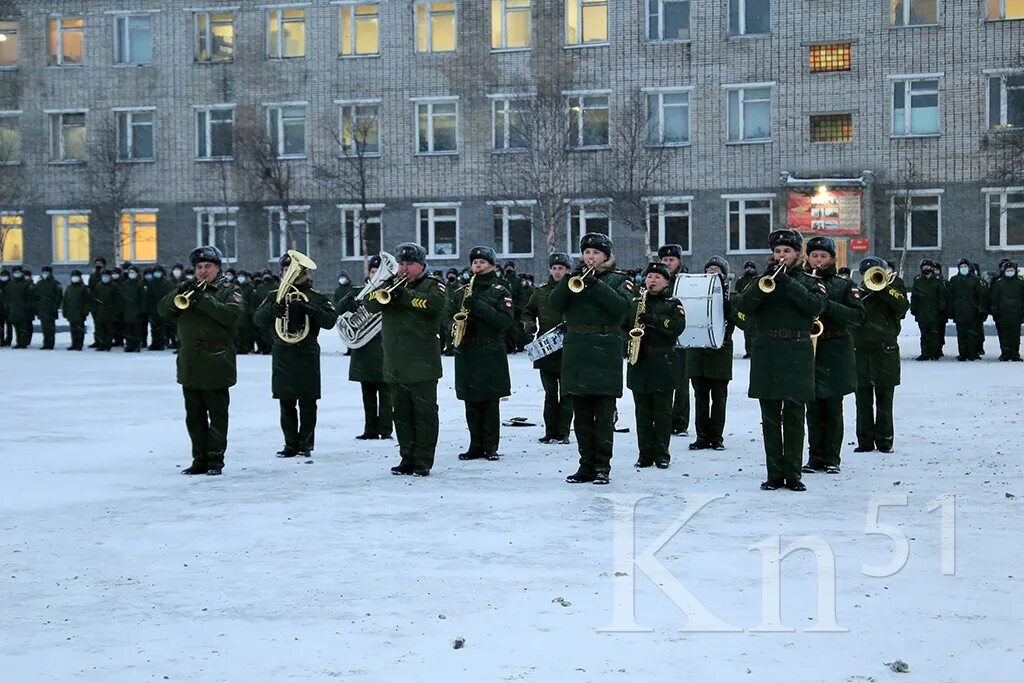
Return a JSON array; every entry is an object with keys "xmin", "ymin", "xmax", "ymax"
[
  {"xmin": 451, "ymin": 273, "xmax": 476, "ymax": 349},
  {"xmin": 627, "ymin": 288, "xmax": 649, "ymax": 366}
]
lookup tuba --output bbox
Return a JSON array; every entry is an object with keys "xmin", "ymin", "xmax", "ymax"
[
  {"xmin": 274, "ymin": 249, "xmax": 317, "ymax": 344},
  {"xmin": 337, "ymin": 251, "xmax": 398, "ymax": 349},
  {"xmin": 451, "ymin": 273, "xmax": 476, "ymax": 349},
  {"xmin": 626, "ymin": 287, "xmax": 648, "ymax": 366}
]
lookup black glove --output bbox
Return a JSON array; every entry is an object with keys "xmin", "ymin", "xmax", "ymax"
[
  {"xmin": 523, "ymin": 322, "xmax": 538, "ymax": 337},
  {"xmin": 773, "ymin": 269, "xmax": 790, "ymax": 287},
  {"xmin": 463, "ymin": 296, "xmax": 481, "ymax": 313},
  {"xmin": 582, "ymin": 270, "xmax": 598, "ymax": 288},
  {"xmin": 639, "ymin": 313, "xmax": 657, "ymax": 327},
  {"xmin": 177, "ymin": 281, "xmax": 193, "ymax": 294},
  {"xmin": 387, "ymin": 287, "xmax": 405, "ymax": 304},
  {"xmin": 274, "ymin": 301, "xmax": 288, "ymax": 319},
  {"xmin": 190, "ymin": 286, "xmax": 206, "ymax": 304},
  {"xmin": 344, "ymin": 297, "xmax": 361, "ymax": 313}
]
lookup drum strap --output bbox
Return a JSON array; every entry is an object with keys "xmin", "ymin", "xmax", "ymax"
[
  {"xmin": 764, "ymin": 329, "xmax": 811, "ymax": 339},
  {"xmin": 566, "ymin": 325, "xmax": 621, "ymax": 334}
]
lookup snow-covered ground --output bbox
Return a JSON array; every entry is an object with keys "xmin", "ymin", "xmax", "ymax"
[{"xmin": 1, "ymin": 329, "xmax": 1020, "ymax": 683}]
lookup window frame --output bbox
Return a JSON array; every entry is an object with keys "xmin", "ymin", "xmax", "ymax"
[
  {"xmin": 48, "ymin": 16, "xmax": 85, "ymax": 67},
  {"xmin": 113, "ymin": 13, "xmax": 154, "ymax": 66},
  {"xmin": 986, "ymin": 70, "xmax": 1024, "ymax": 130},
  {"xmin": 0, "ymin": 20, "xmax": 19, "ymax": 68},
  {"xmin": 48, "ymin": 210, "xmax": 91, "ymax": 265},
  {"xmin": 565, "ymin": 90, "xmax": 611, "ymax": 150},
  {"xmin": 338, "ymin": 203, "xmax": 385, "ymax": 261},
  {"xmin": 889, "ymin": 74, "xmax": 942, "ymax": 138},
  {"xmin": 46, "ymin": 109, "xmax": 88, "ymax": 164},
  {"xmin": 492, "ymin": 0, "xmax": 532, "ymax": 51},
  {"xmin": 194, "ymin": 206, "xmax": 239, "ymax": 263},
  {"xmin": 336, "ymin": 99, "xmax": 381, "ymax": 157},
  {"xmin": 114, "ymin": 107, "xmax": 156, "ymax": 162},
  {"xmin": 338, "ymin": 1, "xmax": 380, "ymax": 57},
  {"xmin": 489, "ymin": 200, "xmax": 535, "ymax": 257},
  {"xmin": 414, "ymin": 97, "xmax": 459, "ymax": 155},
  {"xmin": 119, "ymin": 209, "xmax": 159, "ymax": 263},
  {"xmin": 809, "ymin": 112, "xmax": 854, "ymax": 143},
  {"xmin": 984, "ymin": 188, "xmax": 1024, "ymax": 250},
  {"xmin": 415, "ymin": 1, "xmax": 458, "ymax": 54},
  {"xmin": 724, "ymin": 83, "xmax": 773, "ymax": 144},
  {"xmin": 194, "ymin": 104, "xmax": 235, "ymax": 161},
  {"xmin": 646, "ymin": 197, "xmax": 693, "ymax": 255},
  {"xmin": 566, "ymin": 199, "xmax": 612, "ymax": 255},
  {"xmin": 0, "ymin": 110, "xmax": 22, "ymax": 165},
  {"xmin": 415, "ymin": 202, "xmax": 461, "ymax": 259},
  {"xmin": 193, "ymin": 9, "xmax": 235, "ymax": 63},
  {"xmin": 988, "ymin": 0, "xmax": 1024, "ymax": 21},
  {"xmin": 889, "ymin": 189, "xmax": 943, "ymax": 251},
  {"xmin": 728, "ymin": 0, "xmax": 770, "ymax": 37},
  {"xmin": 265, "ymin": 5, "xmax": 307, "ymax": 60},
  {"xmin": 644, "ymin": 86, "xmax": 692, "ymax": 147},
  {"xmin": 724, "ymin": 193, "xmax": 774, "ymax": 255},
  {"xmin": 266, "ymin": 205, "xmax": 311, "ymax": 262},
  {"xmin": 565, "ymin": 0, "xmax": 609, "ymax": 47},
  {"xmin": 645, "ymin": 0, "xmax": 690, "ymax": 43},
  {"xmin": 1, "ymin": 211, "xmax": 24, "ymax": 265},
  {"xmin": 890, "ymin": 0, "xmax": 939, "ymax": 27},
  {"xmin": 266, "ymin": 102, "xmax": 308, "ymax": 159},
  {"xmin": 490, "ymin": 94, "xmax": 530, "ymax": 152}
]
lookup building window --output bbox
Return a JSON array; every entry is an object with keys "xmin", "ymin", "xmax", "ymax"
[
  {"xmin": 120, "ymin": 211, "xmax": 158, "ymax": 262},
  {"xmin": 114, "ymin": 14, "xmax": 152, "ymax": 65},
  {"xmin": 891, "ymin": 192, "xmax": 941, "ymax": 250},
  {"xmin": 417, "ymin": 205, "xmax": 459, "ymax": 257},
  {"xmin": 195, "ymin": 207, "xmax": 238, "ymax": 262},
  {"xmin": 492, "ymin": 204, "xmax": 533, "ymax": 256},
  {"xmin": 492, "ymin": 97, "xmax": 528, "ymax": 150},
  {"xmin": 647, "ymin": 0, "xmax": 689, "ymax": 41},
  {"xmin": 48, "ymin": 17, "xmax": 85, "ymax": 66},
  {"xmin": 340, "ymin": 205, "xmax": 383, "ymax": 259},
  {"xmin": 988, "ymin": 73, "xmax": 1024, "ymax": 130},
  {"xmin": 268, "ymin": 104, "xmax": 307, "ymax": 158},
  {"xmin": 492, "ymin": 0, "xmax": 531, "ymax": 49},
  {"xmin": 892, "ymin": 0, "xmax": 937, "ymax": 26},
  {"xmin": 987, "ymin": 190, "xmax": 1024, "ymax": 249},
  {"xmin": 988, "ymin": 0, "xmax": 1024, "ymax": 20},
  {"xmin": 0, "ymin": 113, "xmax": 20, "ymax": 164},
  {"xmin": 892, "ymin": 77, "xmax": 939, "ymax": 136},
  {"xmin": 726, "ymin": 86, "xmax": 771, "ymax": 142},
  {"xmin": 729, "ymin": 0, "xmax": 770, "ymax": 36},
  {"xmin": 49, "ymin": 111, "xmax": 87, "ymax": 163},
  {"xmin": 416, "ymin": 2, "xmax": 456, "ymax": 53},
  {"xmin": 809, "ymin": 43, "xmax": 851, "ymax": 73},
  {"xmin": 648, "ymin": 200, "xmax": 691, "ymax": 253},
  {"xmin": 194, "ymin": 11, "xmax": 234, "ymax": 62},
  {"xmin": 267, "ymin": 7, "xmax": 305, "ymax": 59},
  {"xmin": 416, "ymin": 99, "xmax": 458, "ymax": 154},
  {"xmin": 51, "ymin": 213, "xmax": 90, "ymax": 263},
  {"xmin": 566, "ymin": 0, "xmax": 607, "ymax": 45},
  {"xmin": 0, "ymin": 21, "xmax": 19, "ymax": 67},
  {"xmin": 1, "ymin": 213, "xmax": 23, "ymax": 263},
  {"xmin": 567, "ymin": 93, "xmax": 609, "ymax": 149},
  {"xmin": 646, "ymin": 89, "xmax": 690, "ymax": 146},
  {"xmin": 116, "ymin": 110, "xmax": 155, "ymax": 161},
  {"xmin": 340, "ymin": 2, "xmax": 379, "ymax": 56},
  {"xmin": 338, "ymin": 102, "xmax": 380, "ymax": 156},
  {"xmin": 568, "ymin": 202, "xmax": 610, "ymax": 254},
  {"xmin": 268, "ymin": 208, "xmax": 310, "ymax": 260},
  {"xmin": 196, "ymin": 106, "xmax": 234, "ymax": 159},
  {"xmin": 810, "ymin": 114, "xmax": 853, "ymax": 142},
  {"xmin": 727, "ymin": 197, "xmax": 773, "ymax": 253}
]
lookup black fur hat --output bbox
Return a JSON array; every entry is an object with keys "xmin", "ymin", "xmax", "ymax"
[
  {"xmin": 704, "ymin": 256, "xmax": 729, "ymax": 275},
  {"xmin": 657, "ymin": 244, "xmax": 684, "ymax": 260},
  {"xmin": 190, "ymin": 245, "xmax": 224, "ymax": 267},
  {"xmin": 548, "ymin": 252, "xmax": 572, "ymax": 268},
  {"xmin": 805, "ymin": 235, "xmax": 836, "ymax": 258},
  {"xmin": 768, "ymin": 229, "xmax": 802, "ymax": 251},
  {"xmin": 395, "ymin": 242, "xmax": 427, "ymax": 265},
  {"xmin": 642, "ymin": 261, "xmax": 672, "ymax": 280},
  {"xmin": 580, "ymin": 232, "xmax": 612, "ymax": 258},
  {"xmin": 469, "ymin": 246, "xmax": 497, "ymax": 265}
]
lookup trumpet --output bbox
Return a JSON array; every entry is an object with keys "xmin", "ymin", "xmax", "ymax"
[
  {"xmin": 626, "ymin": 288, "xmax": 648, "ymax": 366},
  {"xmin": 863, "ymin": 266, "xmax": 896, "ymax": 291},
  {"xmin": 568, "ymin": 266, "xmax": 595, "ymax": 294},
  {"xmin": 451, "ymin": 274, "xmax": 476, "ymax": 349},
  {"xmin": 173, "ymin": 281, "xmax": 208, "ymax": 310},
  {"xmin": 369, "ymin": 276, "xmax": 409, "ymax": 305},
  {"xmin": 758, "ymin": 262, "xmax": 787, "ymax": 293}
]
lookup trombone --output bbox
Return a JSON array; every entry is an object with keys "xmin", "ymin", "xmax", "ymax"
[
  {"xmin": 173, "ymin": 281, "xmax": 208, "ymax": 310},
  {"xmin": 758, "ymin": 262, "xmax": 787, "ymax": 293},
  {"xmin": 568, "ymin": 266, "xmax": 595, "ymax": 294},
  {"xmin": 863, "ymin": 266, "xmax": 896, "ymax": 291},
  {"xmin": 368, "ymin": 276, "xmax": 409, "ymax": 305}
]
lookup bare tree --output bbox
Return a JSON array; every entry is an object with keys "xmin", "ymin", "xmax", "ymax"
[
  {"xmin": 990, "ymin": 128, "xmax": 1024, "ymax": 187},
  {"xmin": 891, "ymin": 156, "xmax": 919, "ymax": 279}
]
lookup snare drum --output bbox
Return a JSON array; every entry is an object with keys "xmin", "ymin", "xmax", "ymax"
[
  {"xmin": 525, "ymin": 327, "xmax": 565, "ymax": 362},
  {"xmin": 672, "ymin": 274, "xmax": 726, "ymax": 349}
]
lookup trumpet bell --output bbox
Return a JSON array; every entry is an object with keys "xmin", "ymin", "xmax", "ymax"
[
  {"xmin": 863, "ymin": 266, "xmax": 894, "ymax": 291},
  {"xmin": 758, "ymin": 278, "xmax": 776, "ymax": 294},
  {"xmin": 173, "ymin": 293, "xmax": 191, "ymax": 310}
]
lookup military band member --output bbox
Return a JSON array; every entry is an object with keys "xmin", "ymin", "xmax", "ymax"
[
  {"xmin": 62, "ymin": 270, "xmax": 91, "ymax": 351},
  {"xmin": 687, "ymin": 257, "xmax": 735, "ymax": 451},
  {"xmin": 158, "ymin": 246, "xmax": 243, "ymax": 475},
  {"xmin": 658, "ymin": 244, "xmax": 690, "ymax": 436},
  {"xmin": 851, "ymin": 257, "xmax": 909, "ymax": 453},
  {"xmin": 453, "ymin": 246, "xmax": 514, "ymax": 461},
  {"xmin": 363, "ymin": 243, "xmax": 446, "ymax": 477},
  {"xmin": 910, "ymin": 259, "xmax": 947, "ymax": 361},
  {"xmin": 523, "ymin": 253, "xmax": 574, "ymax": 444},
  {"xmin": 253, "ymin": 253, "xmax": 338, "ymax": 458},
  {"xmin": 733, "ymin": 261, "xmax": 759, "ymax": 358},
  {"xmin": 734, "ymin": 229, "xmax": 826, "ymax": 491},
  {"xmin": 629, "ymin": 262, "xmax": 686, "ymax": 469},
  {"xmin": 548, "ymin": 233, "xmax": 633, "ymax": 485},
  {"xmin": 342, "ymin": 255, "xmax": 394, "ymax": 440},
  {"xmin": 989, "ymin": 260, "xmax": 1023, "ymax": 362},
  {"xmin": 948, "ymin": 257, "xmax": 986, "ymax": 361},
  {"xmin": 801, "ymin": 237, "xmax": 864, "ymax": 475}
]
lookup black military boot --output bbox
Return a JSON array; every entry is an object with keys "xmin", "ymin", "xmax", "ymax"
[
  {"xmin": 458, "ymin": 450, "xmax": 486, "ymax": 461},
  {"xmin": 784, "ymin": 479, "xmax": 806, "ymax": 492},
  {"xmin": 654, "ymin": 461, "xmax": 669, "ymax": 470},
  {"xmin": 688, "ymin": 439, "xmax": 712, "ymax": 450},
  {"xmin": 592, "ymin": 472, "xmax": 610, "ymax": 485},
  {"xmin": 206, "ymin": 467, "xmax": 223, "ymax": 476},
  {"xmin": 181, "ymin": 465, "xmax": 208, "ymax": 475},
  {"xmin": 634, "ymin": 459, "xmax": 654, "ymax": 469},
  {"xmin": 391, "ymin": 463, "xmax": 414, "ymax": 475},
  {"xmin": 760, "ymin": 480, "xmax": 782, "ymax": 490},
  {"xmin": 483, "ymin": 451, "xmax": 501, "ymax": 461},
  {"xmin": 355, "ymin": 432, "xmax": 380, "ymax": 440},
  {"xmin": 276, "ymin": 447, "xmax": 298, "ymax": 458},
  {"xmin": 853, "ymin": 444, "xmax": 874, "ymax": 452},
  {"xmin": 566, "ymin": 469, "xmax": 595, "ymax": 483},
  {"xmin": 412, "ymin": 468, "xmax": 431, "ymax": 477}
]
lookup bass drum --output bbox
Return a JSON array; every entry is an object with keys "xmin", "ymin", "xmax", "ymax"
[{"xmin": 673, "ymin": 274, "xmax": 725, "ymax": 349}]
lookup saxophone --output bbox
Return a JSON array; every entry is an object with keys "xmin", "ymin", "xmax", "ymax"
[
  {"xmin": 450, "ymin": 273, "xmax": 476, "ymax": 349},
  {"xmin": 627, "ymin": 288, "xmax": 649, "ymax": 366}
]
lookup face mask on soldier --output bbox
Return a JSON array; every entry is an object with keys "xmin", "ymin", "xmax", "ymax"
[
  {"xmin": 101, "ymin": 275, "xmax": 111, "ymax": 284},
  {"xmin": 1006, "ymin": 269, "xmax": 1017, "ymax": 278},
  {"xmin": 13, "ymin": 271, "xmax": 23, "ymax": 279},
  {"xmin": 71, "ymin": 275, "xmax": 82, "ymax": 284},
  {"xmin": 128, "ymin": 272, "xmax": 138, "ymax": 280},
  {"xmin": 112, "ymin": 272, "xmax": 121, "ymax": 281},
  {"xmin": 237, "ymin": 275, "xmax": 247, "ymax": 284},
  {"xmin": 153, "ymin": 271, "xmax": 162, "ymax": 279},
  {"xmin": 173, "ymin": 268, "xmax": 182, "ymax": 278},
  {"xmin": 42, "ymin": 271, "xmax": 51, "ymax": 279},
  {"xmin": 959, "ymin": 265, "xmax": 970, "ymax": 276}
]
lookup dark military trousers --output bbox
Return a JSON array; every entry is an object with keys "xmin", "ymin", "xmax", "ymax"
[
  {"xmin": 995, "ymin": 319, "xmax": 1022, "ymax": 360},
  {"xmin": 13, "ymin": 317, "xmax": 32, "ymax": 348},
  {"xmin": 759, "ymin": 400, "xmax": 805, "ymax": 484},
  {"xmin": 256, "ymin": 327, "xmax": 274, "ymax": 354},
  {"xmin": 68, "ymin": 321, "xmax": 86, "ymax": 350},
  {"xmin": 691, "ymin": 377, "xmax": 729, "ymax": 447},
  {"xmin": 392, "ymin": 380, "xmax": 439, "ymax": 471},
  {"xmin": 954, "ymin": 320, "xmax": 981, "ymax": 359},
  {"xmin": 124, "ymin": 319, "xmax": 146, "ymax": 352},
  {"xmin": 148, "ymin": 318, "xmax": 166, "ymax": 350},
  {"xmin": 360, "ymin": 381, "xmax": 393, "ymax": 437},
  {"xmin": 182, "ymin": 387, "xmax": 230, "ymax": 469},
  {"xmin": 94, "ymin": 320, "xmax": 113, "ymax": 350},
  {"xmin": 0, "ymin": 317, "xmax": 11, "ymax": 346},
  {"xmin": 236, "ymin": 326, "xmax": 254, "ymax": 355},
  {"xmin": 280, "ymin": 398, "xmax": 317, "ymax": 452},
  {"xmin": 540, "ymin": 370, "xmax": 573, "ymax": 440},
  {"xmin": 855, "ymin": 385, "xmax": 895, "ymax": 451},
  {"xmin": 671, "ymin": 348, "xmax": 690, "ymax": 433},
  {"xmin": 113, "ymin": 317, "xmax": 124, "ymax": 346},
  {"xmin": 573, "ymin": 394, "xmax": 617, "ymax": 476},
  {"xmin": 743, "ymin": 330, "xmax": 754, "ymax": 358},
  {"xmin": 464, "ymin": 399, "xmax": 501, "ymax": 454},
  {"xmin": 806, "ymin": 396, "xmax": 845, "ymax": 469},
  {"xmin": 40, "ymin": 316, "xmax": 57, "ymax": 349},
  {"xmin": 976, "ymin": 320, "xmax": 986, "ymax": 355},
  {"xmin": 917, "ymin": 321, "xmax": 945, "ymax": 359},
  {"xmin": 633, "ymin": 390, "xmax": 672, "ymax": 466},
  {"xmin": 166, "ymin": 321, "xmax": 179, "ymax": 349}
]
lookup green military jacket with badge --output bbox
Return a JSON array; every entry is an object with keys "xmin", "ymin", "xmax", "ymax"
[
  {"xmin": 851, "ymin": 278, "xmax": 909, "ymax": 388},
  {"xmin": 61, "ymin": 282, "xmax": 91, "ymax": 323},
  {"xmin": 34, "ymin": 277, "xmax": 63, "ymax": 320},
  {"xmin": 989, "ymin": 275, "xmax": 1024, "ymax": 324},
  {"xmin": 522, "ymin": 279, "xmax": 565, "ymax": 374},
  {"xmin": 627, "ymin": 287, "xmax": 687, "ymax": 393},
  {"xmin": 363, "ymin": 273, "xmax": 447, "ymax": 384},
  {"xmin": 159, "ymin": 277, "xmax": 244, "ymax": 390},
  {"xmin": 810, "ymin": 265, "xmax": 865, "ymax": 399},
  {"xmin": 453, "ymin": 269, "xmax": 514, "ymax": 402}
]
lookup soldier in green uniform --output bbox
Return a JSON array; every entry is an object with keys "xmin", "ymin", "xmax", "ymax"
[
  {"xmin": 443, "ymin": 270, "xmax": 465, "ymax": 356},
  {"xmin": 687, "ymin": 257, "xmax": 736, "ymax": 451},
  {"xmin": 234, "ymin": 270, "xmax": 256, "ymax": 355},
  {"xmin": 110, "ymin": 267, "xmax": 126, "ymax": 347},
  {"xmin": 628, "ymin": 262, "xmax": 686, "ymax": 469},
  {"xmin": 6, "ymin": 266, "xmax": 35, "ymax": 348},
  {"xmin": 499, "ymin": 261, "xmax": 521, "ymax": 353},
  {"xmin": 734, "ymin": 261, "xmax": 759, "ymax": 358},
  {"xmin": 910, "ymin": 259, "xmax": 947, "ymax": 361},
  {"xmin": 989, "ymin": 260, "xmax": 1023, "ymax": 361},
  {"xmin": 86, "ymin": 258, "xmax": 105, "ymax": 350},
  {"xmin": 733, "ymin": 229, "xmax": 826, "ymax": 491},
  {"xmin": 548, "ymin": 233, "xmax": 633, "ymax": 485},
  {"xmin": 34, "ymin": 265, "xmax": 63, "ymax": 350},
  {"xmin": 254, "ymin": 271, "xmax": 277, "ymax": 355},
  {"xmin": 120, "ymin": 265, "xmax": 148, "ymax": 353},
  {"xmin": 90, "ymin": 269, "xmax": 118, "ymax": 351},
  {"xmin": 61, "ymin": 269, "xmax": 91, "ymax": 350},
  {"xmin": 158, "ymin": 246, "xmax": 243, "ymax": 475},
  {"xmin": 253, "ymin": 253, "xmax": 339, "ymax": 458},
  {"xmin": 453, "ymin": 246, "xmax": 514, "ymax": 461},
  {"xmin": 801, "ymin": 237, "xmax": 865, "ymax": 475},
  {"xmin": 146, "ymin": 265, "xmax": 173, "ymax": 350},
  {"xmin": 0, "ymin": 269, "xmax": 11, "ymax": 347},
  {"xmin": 363, "ymin": 243, "xmax": 446, "ymax": 477},
  {"xmin": 851, "ymin": 257, "xmax": 909, "ymax": 453},
  {"xmin": 658, "ymin": 244, "xmax": 690, "ymax": 437},
  {"xmin": 334, "ymin": 271, "xmax": 354, "ymax": 307},
  {"xmin": 523, "ymin": 253, "xmax": 574, "ymax": 444},
  {"xmin": 948, "ymin": 257, "xmax": 986, "ymax": 361}
]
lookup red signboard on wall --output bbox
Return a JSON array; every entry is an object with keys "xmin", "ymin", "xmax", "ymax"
[
  {"xmin": 849, "ymin": 238, "xmax": 870, "ymax": 252},
  {"xmin": 787, "ymin": 189, "xmax": 863, "ymax": 236}
]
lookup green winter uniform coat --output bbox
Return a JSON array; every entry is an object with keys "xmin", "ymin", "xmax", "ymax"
[
  {"xmin": 910, "ymin": 275, "xmax": 948, "ymax": 327},
  {"xmin": 453, "ymin": 269, "xmax": 514, "ymax": 402},
  {"xmin": 89, "ymin": 281, "xmax": 119, "ymax": 322},
  {"xmin": 522, "ymin": 279, "xmax": 565, "ymax": 374},
  {"xmin": 687, "ymin": 290, "xmax": 736, "ymax": 382},
  {"xmin": 733, "ymin": 266, "xmax": 827, "ymax": 402},
  {"xmin": 627, "ymin": 288, "xmax": 687, "ymax": 393},
  {"xmin": 734, "ymin": 273, "xmax": 758, "ymax": 295},
  {"xmin": 158, "ymin": 278, "xmax": 244, "ymax": 390},
  {"xmin": 851, "ymin": 280, "xmax": 909, "ymax": 388},
  {"xmin": 547, "ymin": 261, "xmax": 634, "ymax": 397},
  {"xmin": 5, "ymin": 278, "xmax": 34, "ymax": 322},
  {"xmin": 236, "ymin": 281, "xmax": 256, "ymax": 330},
  {"xmin": 947, "ymin": 274, "xmax": 986, "ymax": 324},
  {"xmin": 810, "ymin": 266, "xmax": 865, "ymax": 399},
  {"xmin": 363, "ymin": 273, "xmax": 446, "ymax": 384},
  {"xmin": 253, "ymin": 281, "xmax": 339, "ymax": 400},
  {"xmin": 146, "ymin": 277, "xmax": 174, "ymax": 321},
  {"xmin": 34, "ymin": 278, "xmax": 63, "ymax": 320},
  {"xmin": 990, "ymin": 276, "xmax": 1024, "ymax": 324},
  {"xmin": 61, "ymin": 282, "xmax": 91, "ymax": 323},
  {"xmin": 120, "ymin": 278, "xmax": 147, "ymax": 322}
]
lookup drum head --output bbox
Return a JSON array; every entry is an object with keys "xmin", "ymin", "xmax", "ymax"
[{"xmin": 672, "ymin": 274, "xmax": 726, "ymax": 349}]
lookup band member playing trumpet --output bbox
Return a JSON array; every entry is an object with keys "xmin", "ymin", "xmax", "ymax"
[
  {"xmin": 687, "ymin": 257, "xmax": 735, "ymax": 451},
  {"xmin": 734, "ymin": 229, "xmax": 827, "ymax": 491},
  {"xmin": 363, "ymin": 243, "xmax": 446, "ymax": 477},
  {"xmin": 158, "ymin": 246, "xmax": 243, "ymax": 476},
  {"xmin": 548, "ymin": 233, "xmax": 633, "ymax": 485},
  {"xmin": 453, "ymin": 246, "xmax": 514, "ymax": 462},
  {"xmin": 523, "ymin": 253, "xmax": 574, "ymax": 445},
  {"xmin": 801, "ymin": 237, "xmax": 864, "ymax": 475},
  {"xmin": 341, "ymin": 255, "xmax": 393, "ymax": 440},
  {"xmin": 253, "ymin": 251, "xmax": 338, "ymax": 459},
  {"xmin": 629, "ymin": 262, "xmax": 686, "ymax": 469},
  {"xmin": 658, "ymin": 244, "xmax": 691, "ymax": 437}
]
